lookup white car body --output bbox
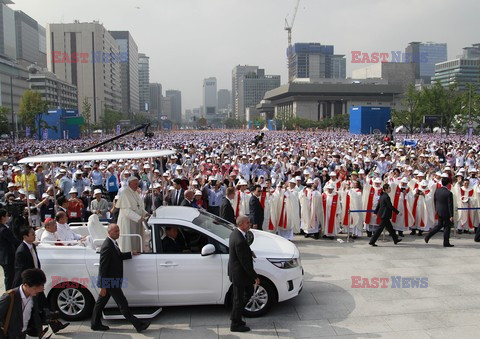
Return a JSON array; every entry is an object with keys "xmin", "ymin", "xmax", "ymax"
[{"xmin": 38, "ymin": 207, "xmax": 303, "ymax": 319}]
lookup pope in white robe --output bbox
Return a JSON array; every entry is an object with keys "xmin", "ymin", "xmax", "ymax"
[{"xmin": 116, "ymin": 176, "xmax": 148, "ymax": 252}]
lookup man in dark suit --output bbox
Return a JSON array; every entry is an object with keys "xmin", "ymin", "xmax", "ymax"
[
  {"xmin": 0, "ymin": 208, "xmax": 21, "ymax": 290},
  {"xmin": 180, "ymin": 190, "xmax": 194, "ymax": 207},
  {"xmin": 91, "ymin": 223, "xmax": 150, "ymax": 333},
  {"xmin": 162, "ymin": 227, "xmax": 186, "ymax": 253},
  {"xmin": 228, "ymin": 215, "xmax": 260, "ymax": 333},
  {"xmin": 425, "ymin": 177, "xmax": 454, "ymax": 247},
  {"xmin": 13, "ymin": 226, "xmax": 41, "ymax": 288},
  {"xmin": 220, "ymin": 187, "xmax": 236, "ymax": 224},
  {"xmin": 0, "ymin": 269, "xmax": 46, "ymax": 339},
  {"xmin": 248, "ymin": 185, "xmax": 264, "ymax": 230},
  {"xmin": 169, "ymin": 178, "xmax": 184, "ymax": 206},
  {"xmin": 369, "ymin": 183, "xmax": 402, "ymax": 247},
  {"xmin": 12, "ymin": 225, "xmax": 69, "ymax": 334}
]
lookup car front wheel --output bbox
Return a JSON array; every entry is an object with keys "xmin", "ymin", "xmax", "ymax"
[
  {"xmin": 242, "ymin": 278, "xmax": 277, "ymax": 317},
  {"xmin": 50, "ymin": 286, "xmax": 94, "ymax": 321}
]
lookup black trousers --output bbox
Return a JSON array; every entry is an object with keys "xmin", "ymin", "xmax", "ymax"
[
  {"xmin": 91, "ymin": 288, "xmax": 142, "ymax": 329},
  {"xmin": 475, "ymin": 224, "xmax": 480, "ymax": 242},
  {"xmin": 231, "ymin": 283, "xmax": 254, "ymax": 327},
  {"xmin": 1, "ymin": 263, "xmax": 14, "ymax": 291},
  {"xmin": 426, "ymin": 217, "xmax": 452, "ymax": 246},
  {"xmin": 369, "ymin": 219, "xmax": 398, "ymax": 245}
]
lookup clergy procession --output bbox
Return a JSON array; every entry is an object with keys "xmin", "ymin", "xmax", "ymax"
[{"xmin": 2, "ymin": 130, "xmax": 480, "ymax": 248}]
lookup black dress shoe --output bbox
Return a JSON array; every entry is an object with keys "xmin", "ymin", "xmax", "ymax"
[
  {"xmin": 424, "ymin": 237, "xmax": 429, "ymax": 244},
  {"xmin": 444, "ymin": 244, "xmax": 454, "ymax": 247},
  {"xmin": 304, "ymin": 234, "xmax": 311, "ymax": 238},
  {"xmin": 231, "ymin": 325, "xmax": 251, "ymax": 332},
  {"xmin": 49, "ymin": 319, "xmax": 69, "ymax": 333},
  {"xmin": 457, "ymin": 230, "xmax": 463, "ymax": 234},
  {"xmin": 136, "ymin": 321, "xmax": 151, "ymax": 333},
  {"xmin": 410, "ymin": 229, "xmax": 417, "ymax": 235},
  {"xmin": 398, "ymin": 231, "xmax": 404, "ymax": 237},
  {"xmin": 366, "ymin": 231, "xmax": 372, "ymax": 237},
  {"xmin": 369, "ymin": 243, "xmax": 378, "ymax": 247},
  {"xmin": 91, "ymin": 324, "xmax": 110, "ymax": 331},
  {"xmin": 394, "ymin": 239, "xmax": 402, "ymax": 245},
  {"xmin": 418, "ymin": 230, "xmax": 423, "ymax": 236},
  {"xmin": 314, "ymin": 233, "xmax": 320, "ymax": 240}
]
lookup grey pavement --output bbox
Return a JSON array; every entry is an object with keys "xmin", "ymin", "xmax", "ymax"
[{"xmin": 4, "ymin": 231, "xmax": 480, "ymax": 338}]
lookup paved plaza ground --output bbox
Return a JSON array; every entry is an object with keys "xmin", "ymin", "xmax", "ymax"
[{"xmin": 4, "ymin": 231, "xmax": 480, "ymax": 338}]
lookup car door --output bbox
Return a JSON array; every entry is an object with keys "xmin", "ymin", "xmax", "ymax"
[
  {"xmin": 85, "ymin": 239, "xmax": 159, "ymax": 307},
  {"xmin": 155, "ymin": 223, "xmax": 224, "ymax": 305}
]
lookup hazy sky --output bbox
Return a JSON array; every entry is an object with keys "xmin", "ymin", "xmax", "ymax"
[{"xmin": 11, "ymin": 0, "xmax": 480, "ymax": 110}]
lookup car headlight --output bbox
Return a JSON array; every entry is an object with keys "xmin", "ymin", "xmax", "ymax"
[{"xmin": 268, "ymin": 258, "xmax": 300, "ymax": 269}]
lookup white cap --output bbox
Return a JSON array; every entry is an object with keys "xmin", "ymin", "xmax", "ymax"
[
  {"xmin": 42, "ymin": 193, "xmax": 49, "ymax": 198},
  {"xmin": 441, "ymin": 173, "xmax": 449, "ymax": 178},
  {"xmin": 306, "ymin": 178, "xmax": 314, "ymax": 184},
  {"xmin": 420, "ymin": 180, "xmax": 428, "ymax": 187},
  {"xmin": 152, "ymin": 182, "xmax": 161, "ymax": 189},
  {"xmin": 326, "ymin": 182, "xmax": 335, "ymax": 190},
  {"xmin": 358, "ymin": 169, "xmax": 365, "ymax": 175},
  {"xmin": 400, "ymin": 177, "xmax": 409, "ymax": 184},
  {"xmin": 295, "ymin": 176, "xmax": 302, "ymax": 181},
  {"xmin": 93, "ymin": 189, "xmax": 102, "ymax": 195},
  {"xmin": 237, "ymin": 179, "xmax": 248, "ymax": 186},
  {"xmin": 7, "ymin": 182, "xmax": 15, "ymax": 188},
  {"xmin": 288, "ymin": 178, "xmax": 296, "ymax": 184},
  {"xmin": 28, "ymin": 194, "xmax": 36, "ymax": 200},
  {"xmin": 194, "ymin": 190, "xmax": 202, "ymax": 196},
  {"xmin": 329, "ymin": 172, "xmax": 337, "ymax": 177},
  {"xmin": 373, "ymin": 178, "xmax": 382, "ymax": 184},
  {"xmin": 69, "ymin": 188, "xmax": 78, "ymax": 194},
  {"xmin": 18, "ymin": 189, "xmax": 26, "ymax": 195}
]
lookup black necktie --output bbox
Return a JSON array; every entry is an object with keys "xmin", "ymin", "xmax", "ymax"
[{"xmin": 176, "ymin": 190, "xmax": 180, "ymax": 205}]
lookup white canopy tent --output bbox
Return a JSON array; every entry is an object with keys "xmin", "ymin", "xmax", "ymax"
[{"xmin": 18, "ymin": 149, "xmax": 176, "ymax": 164}]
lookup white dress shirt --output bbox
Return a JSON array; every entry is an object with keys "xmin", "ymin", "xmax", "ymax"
[
  {"xmin": 56, "ymin": 222, "xmax": 82, "ymax": 241},
  {"xmin": 19, "ymin": 285, "xmax": 33, "ymax": 332}
]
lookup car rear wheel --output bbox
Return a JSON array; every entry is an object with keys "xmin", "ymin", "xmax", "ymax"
[
  {"xmin": 242, "ymin": 278, "xmax": 277, "ymax": 317},
  {"xmin": 50, "ymin": 286, "xmax": 94, "ymax": 321}
]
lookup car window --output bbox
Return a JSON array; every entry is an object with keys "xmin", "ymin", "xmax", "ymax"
[
  {"xmin": 157, "ymin": 225, "xmax": 227, "ymax": 254},
  {"xmin": 191, "ymin": 210, "xmax": 234, "ymax": 241}
]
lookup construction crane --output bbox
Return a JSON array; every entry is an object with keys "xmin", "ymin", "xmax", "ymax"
[{"xmin": 285, "ymin": 0, "xmax": 301, "ymax": 83}]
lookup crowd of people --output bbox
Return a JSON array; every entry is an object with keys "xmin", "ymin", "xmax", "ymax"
[{"xmin": 2, "ymin": 130, "xmax": 480, "ymax": 248}]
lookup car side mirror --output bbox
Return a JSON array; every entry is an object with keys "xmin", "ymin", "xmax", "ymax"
[{"xmin": 201, "ymin": 244, "xmax": 216, "ymax": 256}]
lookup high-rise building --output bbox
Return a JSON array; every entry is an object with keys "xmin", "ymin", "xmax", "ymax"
[
  {"xmin": 14, "ymin": 10, "xmax": 46, "ymax": 68},
  {"xmin": 237, "ymin": 69, "xmax": 280, "ymax": 121},
  {"xmin": 0, "ymin": 0, "xmax": 17, "ymax": 60},
  {"xmin": 462, "ymin": 43, "xmax": 480, "ymax": 60},
  {"xmin": 203, "ymin": 77, "xmax": 217, "ymax": 121},
  {"xmin": 28, "ymin": 70, "xmax": 78, "ymax": 109},
  {"xmin": 138, "ymin": 53, "xmax": 149, "ymax": 112},
  {"xmin": 109, "ymin": 31, "xmax": 139, "ymax": 118},
  {"xmin": 232, "ymin": 65, "xmax": 259, "ymax": 119},
  {"xmin": 405, "ymin": 42, "xmax": 447, "ymax": 83},
  {"xmin": 149, "ymin": 83, "xmax": 162, "ymax": 120},
  {"xmin": 161, "ymin": 95, "xmax": 172, "ymax": 120},
  {"xmin": 47, "ymin": 21, "xmax": 122, "ymax": 123},
  {"xmin": 288, "ymin": 43, "xmax": 346, "ymax": 81},
  {"xmin": 165, "ymin": 90, "xmax": 182, "ymax": 125},
  {"xmin": 433, "ymin": 60, "xmax": 480, "ymax": 92},
  {"xmin": 217, "ymin": 89, "xmax": 231, "ymax": 111}
]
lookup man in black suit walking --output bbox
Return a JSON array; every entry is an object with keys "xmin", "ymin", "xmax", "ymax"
[
  {"xmin": 220, "ymin": 187, "xmax": 236, "ymax": 224},
  {"xmin": 91, "ymin": 224, "xmax": 150, "ymax": 332},
  {"xmin": 0, "ymin": 269, "xmax": 46, "ymax": 339},
  {"xmin": 369, "ymin": 183, "xmax": 402, "ymax": 246},
  {"xmin": 425, "ymin": 177, "xmax": 454, "ymax": 247},
  {"xmin": 228, "ymin": 215, "xmax": 260, "ymax": 332},
  {"xmin": 0, "ymin": 208, "xmax": 21, "ymax": 290},
  {"xmin": 180, "ymin": 190, "xmax": 194, "ymax": 207},
  {"xmin": 249, "ymin": 185, "xmax": 264, "ymax": 230}
]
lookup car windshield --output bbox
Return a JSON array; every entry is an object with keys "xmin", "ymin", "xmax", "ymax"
[{"xmin": 192, "ymin": 210, "xmax": 235, "ymax": 241}]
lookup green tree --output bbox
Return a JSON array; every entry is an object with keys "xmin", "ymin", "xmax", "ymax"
[
  {"xmin": 101, "ymin": 108, "xmax": 124, "ymax": 133},
  {"xmin": 0, "ymin": 107, "xmax": 10, "ymax": 135},
  {"xmin": 223, "ymin": 118, "xmax": 243, "ymax": 129},
  {"xmin": 18, "ymin": 90, "xmax": 48, "ymax": 139},
  {"xmin": 81, "ymin": 97, "xmax": 91, "ymax": 135},
  {"xmin": 132, "ymin": 112, "xmax": 151, "ymax": 125},
  {"xmin": 392, "ymin": 84, "xmax": 423, "ymax": 134}
]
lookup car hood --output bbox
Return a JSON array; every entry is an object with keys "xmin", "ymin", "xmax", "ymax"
[{"xmin": 249, "ymin": 230, "xmax": 299, "ymax": 259}]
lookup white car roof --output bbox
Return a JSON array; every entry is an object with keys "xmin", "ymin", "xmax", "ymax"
[
  {"xmin": 150, "ymin": 206, "xmax": 200, "ymax": 223},
  {"xmin": 18, "ymin": 149, "xmax": 176, "ymax": 164}
]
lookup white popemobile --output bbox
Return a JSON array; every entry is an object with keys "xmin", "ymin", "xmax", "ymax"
[{"xmin": 18, "ymin": 150, "xmax": 304, "ymax": 321}]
